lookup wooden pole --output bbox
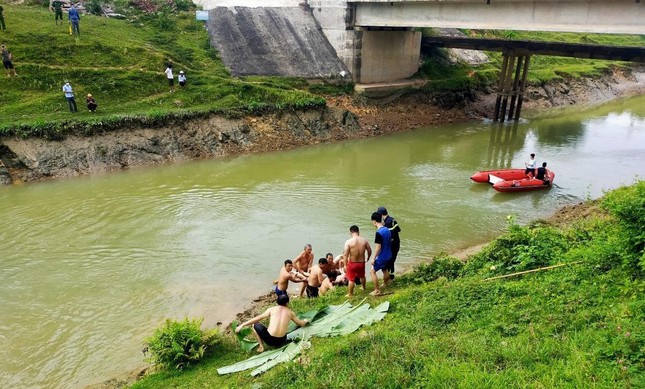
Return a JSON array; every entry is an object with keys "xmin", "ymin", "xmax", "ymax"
[
  {"xmin": 514, "ymin": 54, "xmax": 531, "ymax": 121},
  {"xmin": 493, "ymin": 55, "xmax": 509, "ymax": 121},
  {"xmin": 483, "ymin": 261, "xmax": 582, "ymax": 281},
  {"xmin": 507, "ymin": 55, "xmax": 524, "ymax": 121},
  {"xmin": 499, "ymin": 54, "xmax": 516, "ymax": 122}
]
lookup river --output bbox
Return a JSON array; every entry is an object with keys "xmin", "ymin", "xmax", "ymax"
[{"xmin": 1, "ymin": 95, "xmax": 644, "ymax": 388}]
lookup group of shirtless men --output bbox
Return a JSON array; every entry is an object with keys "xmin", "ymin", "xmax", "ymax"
[
  {"xmin": 274, "ymin": 206, "xmax": 402, "ymax": 299},
  {"xmin": 235, "ymin": 207, "xmax": 401, "ymax": 352}
]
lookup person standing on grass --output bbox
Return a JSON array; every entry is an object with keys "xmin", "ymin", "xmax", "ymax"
[
  {"xmin": 0, "ymin": 5, "xmax": 6, "ymax": 31},
  {"xmin": 68, "ymin": 3, "xmax": 80, "ymax": 37},
  {"xmin": 51, "ymin": 0, "xmax": 64, "ymax": 25},
  {"xmin": 62, "ymin": 80, "xmax": 78, "ymax": 112},
  {"xmin": 1, "ymin": 44, "xmax": 17, "ymax": 77},
  {"xmin": 377, "ymin": 206, "xmax": 401, "ymax": 279},
  {"xmin": 164, "ymin": 63, "xmax": 174, "ymax": 92},
  {"xmin": 369, "ymin": 212, "xmax": 392, "ymax": 296},
  {"xmin": 178, "ymin": 70, "xmax": 186, "ymax": 87},
  {"xmin": 235, "ymin": 294, "xmax": 309, "ymax": 353},
  {"xmin": 343, "ymin": 224, "xmax": 372, "ymax": 297}
]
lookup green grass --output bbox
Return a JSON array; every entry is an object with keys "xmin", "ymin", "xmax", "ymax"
[
  {"xmin": 131, "ymin": 181, "xmax": 645, "ymax": 388},
  {"xmin": 0, "ymin": 5, "xmax": 326, "ymax": 137}
]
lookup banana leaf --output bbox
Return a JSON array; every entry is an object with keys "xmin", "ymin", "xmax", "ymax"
[
  {"xmin": 216, "ymin": 345, "xmax": 287, "ymax": 375},
  {"xmin": 218, "ymin": 300, "xmax": 389, "ymax": 376},
  {"xmin": 230, "ymin": 320, "xmax": 259, "ymax": 353}
]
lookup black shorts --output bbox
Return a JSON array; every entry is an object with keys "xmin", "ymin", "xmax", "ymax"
[
  {"xmin": 3, "ymin": 60, "xmax": 13, "ymax": 70},
  {"xmin": 306, "ymin": 284, "xmax": 319, "ymax": 298},
  {"xmin": 253, "ymin": 323, "xmax": 287, "ymax": 347},
  {"xmin": 525, "ymin": 168, "xmax": 535, "ymax": 175},
  {"xmin": 167, "ymin": 78, "xmax": 174, "ymax": 86}
]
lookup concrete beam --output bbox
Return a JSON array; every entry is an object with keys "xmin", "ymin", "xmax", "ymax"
[{"xmin": 354, "ymin": 1, "xmax": 645, "ymax": 34}]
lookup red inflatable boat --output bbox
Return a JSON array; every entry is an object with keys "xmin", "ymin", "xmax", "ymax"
[
  {"xmin": 470, "ymin": 169, "xmax": 529, "ymax": 183},
  {"xmin": 470, "ymin": 168, "xmax": 555, "ymax": 192},
  {"xmin": 490, "ymin": 171, "xmax": 555, "ymax": 192}
]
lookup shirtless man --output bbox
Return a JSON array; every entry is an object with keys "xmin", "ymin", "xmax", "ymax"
[
  {"xmin": 235, "ymin": 294, "xmax": 309, "ymax": 352},
  {"xmin": 342, "ymin": 225, "xmax": 372, "ymax": 297},
  {"xmin": 293, "ymin": 244, "xmax": 314, "ymax": 296},
  {"xmin": 306, "ymin": 258, "xmax": 334, "ymax": 298},
  {"xmin": 275, "ymin": 260, "xmax": 307, "ymax": 297}
]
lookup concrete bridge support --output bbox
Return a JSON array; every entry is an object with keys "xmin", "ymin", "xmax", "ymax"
[
  {"xmin": 494, "ymin": 52, "xmax": 531, "ymax": 122},
  {"xmin": 309, "ymin": 0, "xmax": 421, "ymax": 83},
  {"xmin": 356, "ymin": 29, "xmax": 421, "ymax": 83}
]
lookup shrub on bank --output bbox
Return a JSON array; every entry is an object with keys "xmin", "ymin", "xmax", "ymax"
[
  {"xmin": 145, "ymin": 318, "xmax": 220, "ymax": 371},
  {"xmin": 601, "ymin": 180, "xmax": 645, "ymax": 275}
]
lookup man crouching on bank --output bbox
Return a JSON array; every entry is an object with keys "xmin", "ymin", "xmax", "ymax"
[{"xmin": 235, "ymin": 295, "xmax": 309, "ymax": 352}]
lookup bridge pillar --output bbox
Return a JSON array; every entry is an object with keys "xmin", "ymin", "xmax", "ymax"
[
  {"xmin": 355, "ymin": 29, "xmax": 421, "ymax": 83},
  {"xmin": 494, "ymin": 52, "xmax": 531, "ymax": 122}
]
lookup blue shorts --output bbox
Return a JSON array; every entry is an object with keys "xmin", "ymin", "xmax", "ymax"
[
  {"xmin": 274, "ymin": 285, "xmax": 287, "ymax": 296},
  {"xmin": 373, "ymin": 257, "xmax": 392, "ymax": 272}
]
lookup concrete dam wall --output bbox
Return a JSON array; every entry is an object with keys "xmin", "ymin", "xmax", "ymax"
[{"xmin": 208, "ymin": 6, "xmax": 349, "ymax": 78}]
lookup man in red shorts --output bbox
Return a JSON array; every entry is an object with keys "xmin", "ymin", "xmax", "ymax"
[{"xmin": 342, "ymin": 225, "xmax": 372, "ymax": 297}]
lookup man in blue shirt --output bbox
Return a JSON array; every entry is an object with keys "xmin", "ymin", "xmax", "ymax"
[
  {"xmin": 62, "ymin": 80, "xmax": 78, "ymax": 112},
  {"xmin": 369, "ymin": 212, "xmax": 392, "ymax": 296},
  {"xmin": 68, "ymin": 4, "xmax": 80, "ymax": 37}
]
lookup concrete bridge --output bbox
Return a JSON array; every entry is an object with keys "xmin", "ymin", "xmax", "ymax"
[
  {"xmin": 203, "ymin": 0, "xmax": 643, "ymax": 118},
  {"xmin": 311, "ymin": 0, "xmax": 644, "ymax": 85}
]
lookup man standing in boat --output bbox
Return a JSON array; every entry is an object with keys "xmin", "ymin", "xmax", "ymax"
[{"xmin": 525, "ymin": 153, "xmax": 537, "ymax": 178}]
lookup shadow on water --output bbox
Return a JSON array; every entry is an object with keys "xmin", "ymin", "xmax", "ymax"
[{"xmin": 486, "ymin": 121, "xmax": 525, "ymax": 168}]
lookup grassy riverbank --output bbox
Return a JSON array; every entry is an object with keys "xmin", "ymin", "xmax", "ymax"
[
  {"xmin": 130, "ymin": 181, "xmax": 645, "ymax": 388},
  {"xmin": 0, "ymin": 5, "xmax": 326, "ymax": 137},
  {"xmin": 1, "ymin": 4, "xmax": 643, "ymax": 138}
]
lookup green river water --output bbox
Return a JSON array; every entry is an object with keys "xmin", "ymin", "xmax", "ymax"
[{"xmin": 1, "ymin": 95, "xmax": 644, "ymax": 388}]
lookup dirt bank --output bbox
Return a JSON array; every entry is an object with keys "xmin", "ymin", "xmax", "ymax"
[{"xmin": 1, "ymin": 66, "xmax": 643, "ymax": 186}]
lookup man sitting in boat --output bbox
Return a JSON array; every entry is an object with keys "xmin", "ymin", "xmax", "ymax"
[{"xmin": 535, "ymin": 162, "xmax": 550, "ymax": 184}]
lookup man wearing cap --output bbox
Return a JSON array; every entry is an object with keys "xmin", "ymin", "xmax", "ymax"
[
  {"xmin": 178, "ymin": 70, "xmax": 186, "ymax": 87},
  {"xmin": 370, "ymin": 212, "xmax": 392, "ymax": 296},
  {"xmin": 62, "ymin": 80, "xmax": 77, "ymax": 112},
  {"xmin": 377, "ymin": 206, "xmax": 401, "ymax": 278}
]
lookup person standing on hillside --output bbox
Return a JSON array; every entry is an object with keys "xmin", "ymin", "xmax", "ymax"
[
  {"xmin": 370, "ymin": 212, "xmax": 392, "ymax": 296},
  {"xmin": 62, "ymin": 80, "xmax": 78, "ymax": 112},
  {"xmin": 68, "ymin": 3, "xmax": 80, "ymax": 37},
  {"xmin": 0, "ymin": 5, "xmax": 6, "ymax": 31},
  {"xmin": 377, "ymin": 206, "xmax": 401, "ymax": 279},
  {"xmin": 51, "ymin": 0, "xmax": 64, "ymax": 25},
  {"xmin": 1, "ymin": 44, "xmax": 17, "ymax": 77},
  {"xmin": 164, "ymin": 63, "xmax": 174, "ymax": 92},
  {"xmin": 178, "ymin": 70, "xmax": 186, "ymax": 88}
]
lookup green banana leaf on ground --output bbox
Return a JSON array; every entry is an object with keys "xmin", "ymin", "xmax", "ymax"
[{"xmin": 218, "ymin": 300, "xmax": 389, "ymax": 376}]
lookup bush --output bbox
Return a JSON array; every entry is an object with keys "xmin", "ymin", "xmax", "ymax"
[
  {"xmin": 464, "ymin": 216, "xmax": 568, "ymax": 276},
  {"xmin": 145, "ymin": 317, "xmax": 220, "ymax": 371},
  {"xmin": 601, "ymin": 180, "xmax": 645, "ymax": 275},
  {"xmin": 410, "ymin": 254, "xmax": 464, "ymax": 284}
]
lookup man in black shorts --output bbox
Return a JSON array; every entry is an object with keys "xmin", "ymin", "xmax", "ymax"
[{"xmin": 235, "ymin": 294, "xmax": 309, "ymax": 352}]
